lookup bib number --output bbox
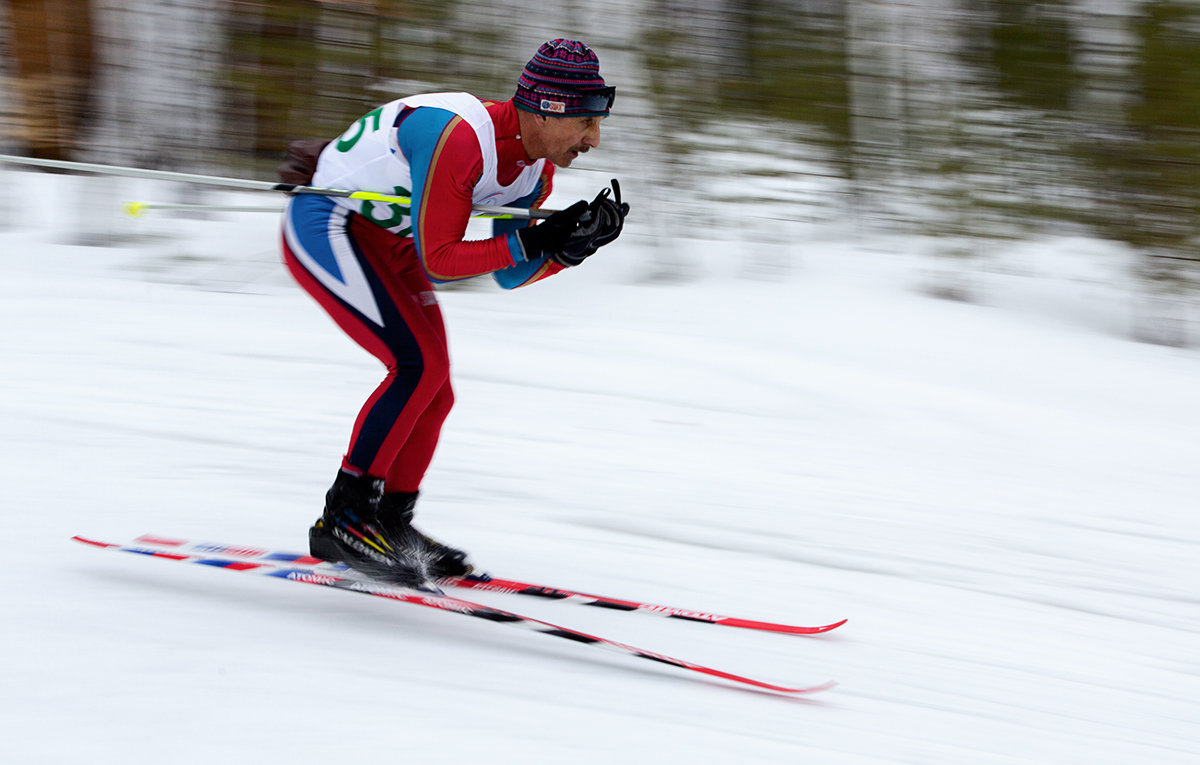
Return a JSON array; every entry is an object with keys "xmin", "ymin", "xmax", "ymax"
[
  {"xmin": 335, "ymin": 107, "xmax": 384, "ymax": 152},
  {"xmin": 361, "ymin": 185, "xmax": 412, "ymax": 236}
]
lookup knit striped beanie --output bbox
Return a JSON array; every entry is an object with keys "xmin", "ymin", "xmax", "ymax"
[{"xmin": 514, "ymin": 39, "xmax": 612, "ymax": 118}]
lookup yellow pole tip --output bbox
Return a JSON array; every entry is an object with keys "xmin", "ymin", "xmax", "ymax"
[{"xmin": 123, "ymin": 201, "xmax": 146, "ymax": 217}]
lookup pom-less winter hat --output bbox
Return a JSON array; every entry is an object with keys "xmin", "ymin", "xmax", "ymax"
[{"xmin": 514, "ymin": 39, "xmax": 615, "ymax": 118}]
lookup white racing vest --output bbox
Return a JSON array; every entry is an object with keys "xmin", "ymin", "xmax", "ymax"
[{"xmin": 312, "ymin": 92, "xmax": 546, "ymax": 235}]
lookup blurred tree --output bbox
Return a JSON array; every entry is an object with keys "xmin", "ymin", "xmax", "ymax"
[
  {"xmin": 219, "ymin": 0, "xmax": 511, "ymax": 170},
  {"xmin": 720, "ymin": 0, "xmax": 851, "ymax": 174},
  {"xmin": 1078, "ymin": 0, "xmax": 1200, "ymax": 295},
  {"xmin": 636, "ymin": 0, "xmax": 852, "ymax": 279},
  {"xmin": 970, "ymin": 0, "xmax": 1079, "ymax": 113},
  {"xmin": 223, "ymin": 0, "xmax": 323, "ymax": 158},
  {"xmin": 636, "ymin": 0, "xmax": 737, "ymax": 280},
  {"xmin": 930, "ymin": 1, "xmax": 1084, "ymax": 243},
  {"xmin": 8, "ymin": 0, "xmax": 97, "ymax": 160}
]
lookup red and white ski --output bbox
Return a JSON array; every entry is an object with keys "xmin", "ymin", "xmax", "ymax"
[
  {"xmin": 129, "ymin": 534, "xmax": 847, "ymax": 635},
  {"xmin": 73, "ymin": 535, "xmax": 836, "ymax": 696}
]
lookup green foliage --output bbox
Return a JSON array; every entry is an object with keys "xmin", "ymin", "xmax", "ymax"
[
  {"xmin": 963, "ymin": 0, "xmax": 1080, "ymax": 113},
  {"xmin": 220, "ymin": 0, "xmax": 496, "ymax": 158},
  {"xmin": 1076, "ymin": 1, "xmax": 1200, "ymax": 287},
  {"xmin": 717, "ymin": 3, "xmax": 851, "ymax": 145}
]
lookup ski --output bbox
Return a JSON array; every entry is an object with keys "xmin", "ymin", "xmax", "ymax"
[
  {"xmin": 72, "ymin": 536, "xmax": 836, "ymax": 695},
  {"xmin": 130, "ymin": 534, "xmax": 846, "ymax": 635}
]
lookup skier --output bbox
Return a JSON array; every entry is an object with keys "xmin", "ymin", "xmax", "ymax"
[{"xmin": 278, "ymin": 39, "xmax": 629, "ymax": 587}]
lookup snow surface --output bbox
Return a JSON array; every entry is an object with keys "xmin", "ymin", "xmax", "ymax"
[{"xmin": 2, "ymin": 169, "xmax": 1198, "ymax": 764}]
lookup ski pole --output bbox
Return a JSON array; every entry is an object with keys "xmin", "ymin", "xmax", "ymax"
[
  {"xmin": 121, "ymin": 201, "xmax": 535, "ymax": 219},
  {"xmin": 0, "ymin": 154, "xmax": 552, "ymax": 219},
  {"xmin": 124, "ymin": 202, "xmax": 283, "ymax": 216}
]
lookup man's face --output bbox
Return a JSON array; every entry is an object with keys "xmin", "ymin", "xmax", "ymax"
[{"xmin": 531, "ymin": 114, "xmax": 605, "ymax": 167}]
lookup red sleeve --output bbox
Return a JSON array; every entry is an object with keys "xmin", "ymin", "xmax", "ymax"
[{"xmin": 409, "ymin": 116, "xmax": 521, "ymax": 282}]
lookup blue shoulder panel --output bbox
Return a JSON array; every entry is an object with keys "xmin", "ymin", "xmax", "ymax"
[{"xmin": 395, "ymin": 106, "xmax": 461, "ymax": 264}]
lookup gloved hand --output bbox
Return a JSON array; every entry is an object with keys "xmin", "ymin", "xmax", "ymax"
[
  {"xmin": 515, "ymin": 199, "xmax": 591, "ymax": 261},
  {"xmin": 277, "ymin": 139, "xmax": 331, "ymax": 186},
  {"xmin": 547, "ymin": 179, "xmax": 630, "ymax": 267}
]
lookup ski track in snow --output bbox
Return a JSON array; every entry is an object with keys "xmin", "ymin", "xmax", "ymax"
[{"xmin": 2, "ymin": 172, "xmax": 1198, "ymax": 764}]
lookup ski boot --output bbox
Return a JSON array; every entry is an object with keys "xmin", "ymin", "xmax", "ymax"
[
  {"xmin": 308, "ymin": 470, "xmax": 429, "ymax": 587},
  {"xmin": 379, "ymin": 491, "xmax": 472, "ymax": 580}
]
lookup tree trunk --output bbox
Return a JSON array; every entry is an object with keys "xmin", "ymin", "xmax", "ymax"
[{"xmin": 9, "ymin": 0, "xmax": 97, "ymax": 160}]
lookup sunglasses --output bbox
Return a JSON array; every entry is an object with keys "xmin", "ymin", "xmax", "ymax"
[{"xmin": 577, "ymin": 86, "xmax": 616, "ymax": 113}]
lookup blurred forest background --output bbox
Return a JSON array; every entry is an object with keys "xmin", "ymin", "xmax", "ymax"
[{"xmin": 2, "ymin": 0, "xmax": 1200, "ymax": 334}]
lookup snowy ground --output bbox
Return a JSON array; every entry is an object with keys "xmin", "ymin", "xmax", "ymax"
[{"xmin": 2, "ymin": 170, "xmax": 1198, "ymax": 764}]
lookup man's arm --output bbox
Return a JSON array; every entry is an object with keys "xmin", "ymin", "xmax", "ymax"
[{"xmin": 398, "ymin": 108, "xmax": 535, "ymax": 281}]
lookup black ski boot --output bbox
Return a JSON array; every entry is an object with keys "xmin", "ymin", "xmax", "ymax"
[
  {"xmin": 308, "ymin": 471, "xmax": 429, "ymax": 587},
  {"xmin": 380, "ymin": 491, "xmax": 472, "ymax": 579}
]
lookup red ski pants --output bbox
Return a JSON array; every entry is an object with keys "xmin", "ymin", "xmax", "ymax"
[{"xmin": 281, "ymin": 196, "xmax": 453, "ymax": 493}]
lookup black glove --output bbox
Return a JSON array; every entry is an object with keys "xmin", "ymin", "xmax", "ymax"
[
  {"xmin": 580, "ymin": 179, "xmax": 629, "ymax": 250},
  {"xmin": 515, "ymin": 180, "xmax": 630, "ymax": 267},
  {"xmin": 548, "ymin": 180, "xmax": 631, "ymax": 267},
  {"xmin": 514, "ymin": 199, "xmax": 590, "ymax": 261}
]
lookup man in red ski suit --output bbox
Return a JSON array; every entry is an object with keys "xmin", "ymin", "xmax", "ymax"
[{"xmin": 279, "ymin": 39, "xmax": 629, "ymax": 586}]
